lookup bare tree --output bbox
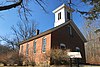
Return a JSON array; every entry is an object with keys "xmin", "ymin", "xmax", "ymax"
[
  {"xmin": 0, "ymin": 36, "xmax": 16, "ymax": 50},
  {"xmin": 0, "ymin": 0, "xmax": 100, "ymax": 20},
  {"xmin": 0, "ymin": 0, "xmax": 22, "ymax": 11},
  {"xmin": 0, "ymin": 0, "xmax": 47, "ymax": 21},
  {"xmin": 11, "ymin": 21, "xmax": 36, "ymax": 41},
  {"xmin": 0, "ymin": 0, "xmax": 46, "ymax": 11},
  {"xmin": 82, "ymin": 19, "xmax": 100, "ymax": 40},
  {"xmin": 0, "ymin": 21, "xmax": 36, "ymax": 49},
  {"xmin": 82, "ymin": 19, "xmax": 100, "ymax": 64}
]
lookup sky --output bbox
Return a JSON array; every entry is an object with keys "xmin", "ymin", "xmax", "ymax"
[{"xmin": 0, "ymin": 0, "xmax": 92, "ymax": 38}]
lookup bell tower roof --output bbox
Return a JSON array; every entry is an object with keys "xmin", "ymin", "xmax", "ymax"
[
  {"xmin": 53, "ymin": 4, "xmax": 74, "ymax": 27},
  {"xmin": 53, "ymin": 4, "xmax": 74, "ymax": 13}
]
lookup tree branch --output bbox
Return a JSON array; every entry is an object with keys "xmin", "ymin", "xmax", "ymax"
[{"xmin": 0, "ymin": 0, "xmax": 22, "ymax": 11}]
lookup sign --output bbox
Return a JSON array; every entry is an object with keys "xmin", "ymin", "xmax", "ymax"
[{"xmin": 67, "ymin": 52, "xmax": 82, "ymax": 58}]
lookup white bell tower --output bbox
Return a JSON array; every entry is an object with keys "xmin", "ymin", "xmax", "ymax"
[{"xmin": 53, "ymin": 4, "xmax": 74, "ymax": 27}]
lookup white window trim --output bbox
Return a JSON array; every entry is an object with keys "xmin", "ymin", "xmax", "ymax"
[
  {"xmin": 68, "ymin": 25, "xmax": 72, "ymax": 35},
  {"xmin": 33, "ymin": 40, "xmax": 36, "ymax": 54},
  {"xmin": 58, "ymin": 12, "xmax": 61, "ymax": 20},
  {"xmin": 26, "ymin": 43, "xmax": 29, "ymax": 56},
  {"xmin": 42, "ymin": 37, "xmax": 46, "ymax": 53},
  {"xmin": 21, "ymin": 45, "xmax": 23, "ymax": 53},
  {"xmin": 60, "ymin": 43, "xmax": 66, "ymax": 49}
]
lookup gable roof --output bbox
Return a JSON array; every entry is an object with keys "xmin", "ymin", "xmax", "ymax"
[{"xmin": 19, "ymin": 20, "xmax": 87, "ymax": 45}]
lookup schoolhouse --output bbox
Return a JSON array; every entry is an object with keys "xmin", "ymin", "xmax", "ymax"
[{"xmin": 19, "ymin": 4, "xmax": 87, "ymax": 65}]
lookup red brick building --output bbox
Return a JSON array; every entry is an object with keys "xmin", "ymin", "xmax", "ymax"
[{"xmin": 19, "ymin": 4, "xmax": 86, "ymax": 65}]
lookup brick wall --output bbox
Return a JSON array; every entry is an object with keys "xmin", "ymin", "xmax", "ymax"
[
  {"xmin": 19, "ymin": 23, "xmax": 86, "ymax": 64},
  {"xmin": 19, "ymin": 34, "xmax": 51, "ymax": 65},
  {"xmin": 51, "ymin": 24, "xmax": 86, "ymax": 63}
]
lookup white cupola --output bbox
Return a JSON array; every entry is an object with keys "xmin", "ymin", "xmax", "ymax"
[{"xmin": 53, "ymin": 4, "xmax": 74, "ymax": 27}]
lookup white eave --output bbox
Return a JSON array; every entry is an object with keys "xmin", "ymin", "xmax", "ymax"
[
  {"xmin": 53, "ymin": 4, "xmax": 66, "ymax": 13},
  {"xmin": 53, "ymin": 4, "xmax": 74, "ymax": 13}
]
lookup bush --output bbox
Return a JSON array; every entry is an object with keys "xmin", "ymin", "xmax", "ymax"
[
  {"xmin": 28, "ymin": 61, "xmax": 36, "ymax": 66},
  {"xmin": 50, "ymin": 49, "xmax": 70, "ymax": 65},
  {"xmin": 7, "ymin": 52, "xmax": 24, "ymax": 66},
  {"xmin": 0, "ymin": 50, "xmax": 25, "ymax": 66}
]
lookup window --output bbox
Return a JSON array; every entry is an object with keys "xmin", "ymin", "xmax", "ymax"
[
  {"xmin": 42, "ymin": 37, "xmax": 46, "ymax": 52},
  {"xmin": 67, "ymin": 12, "xmax": 70, "ymax": 20},
  {"xmin": 60, "ymin": 43, "xmax": 66, "ymax": 49},
  {"xmin": 26, "ymin": 44, "xmax": 29, "ymax": 56},
  {"xmin": 75, "ymin": 47, "xmax": 80, "ymax": 52},
  {"xmin": 67, "ymin": 25, "xmax": 72, "ymax": 35},
  {"xmin": 99, "ymin": 37, "xmax": 100, "ymax": 42},
  {"xmin": 58, "ymin": 12, "xmax": 61, "ymax": 20},
  {"xmin": 21, "ymin": 45, "xmax": 23, "ymax": 53},
  {"xmin": 33, "ymin": 40, "xmax": 36, "ymax": 53}
]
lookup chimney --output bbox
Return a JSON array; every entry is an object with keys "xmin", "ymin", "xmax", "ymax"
[{"xmin": 36, "ymin": 29, "xmax": 39, "ymax": 35}]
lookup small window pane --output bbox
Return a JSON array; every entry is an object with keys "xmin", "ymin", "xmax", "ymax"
[
  {"xmin": 42, "ymin": 38, "xmax": 46, "ymax": 52},
  {"xmin": 21, "ymin": 45, "xmax": 23, "ymax": 53},
  {"xmin": 67, "ymin": 12, "xmax": 70, "ymax": 20},
  {"xmin": 58, "ymin": 12, "xmax": 61, "ymax": 20},
  {"xmin": 60, "ymin": 43, "xmax": 66, "ymax": 49},
  {"xmin": 33, "ymin": 41, "xmax": 36, "ymax": 53},
  {"xmin": 75, "ymin": 47, "xmax": 80, "ymax": 52},
  {"xmin": 99, "ymin": 37, "xmax": 100, "ymax": 41},
  {"xmin": 67, "ymin": 25, "xmax": 72, "ymax": 35},
  {"xmin": 26, "ymin": 44, "xmax": 29, "ymax": 56}
]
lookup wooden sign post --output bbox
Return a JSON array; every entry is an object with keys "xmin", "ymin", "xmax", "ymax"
[{"xmin": 67, "ymin": 52, "xmax": 82, "ymax": 67}]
